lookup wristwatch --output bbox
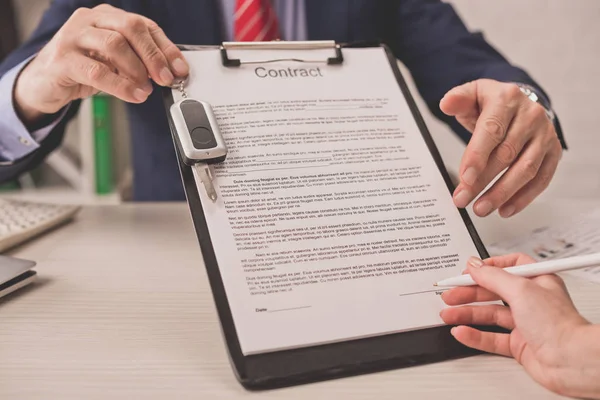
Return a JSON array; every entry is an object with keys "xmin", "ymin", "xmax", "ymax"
[
  {"xmin": 514, "ymin": 82, "xmax": 566, "ymax": 149},
  {"xmin": 515, "ymin": 83, "xmax": 556, "ymax": 124}
]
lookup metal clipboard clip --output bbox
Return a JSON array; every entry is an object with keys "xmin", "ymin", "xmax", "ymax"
[
  {"xmin": 219, "ymin": 40, "xmax": 344, "ymax": 67},
  {"xmin": 170, "ymin": 41, "xmax": 344, "ymax": 201}
]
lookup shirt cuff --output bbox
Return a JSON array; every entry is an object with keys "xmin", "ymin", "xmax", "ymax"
[{"xmin": 0, "ymin": 55, "xmax": 69, "ymax": 162}]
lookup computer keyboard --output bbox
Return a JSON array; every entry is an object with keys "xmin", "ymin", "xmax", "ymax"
[{"xmin": 0, "ymin": 198, "xmax": 81, "ymax": 253}]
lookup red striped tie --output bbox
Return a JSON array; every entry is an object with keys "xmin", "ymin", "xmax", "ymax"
[{"xmin": 234, "ymin": 0, "xmax": 280, "ymax": 42}]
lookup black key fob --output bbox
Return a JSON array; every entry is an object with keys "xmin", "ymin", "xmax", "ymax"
[{"xmin": 170, "ymin": 99, "xmax": 227, "ymax": 166}]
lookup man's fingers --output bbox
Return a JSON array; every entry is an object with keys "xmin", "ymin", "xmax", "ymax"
[
  {"xmin": 471, "ymin": 139, "xmax": 545, "ymax": 217},
  {"xmin": 450, "ymin": 326, "xmax": 512, "ymax": 357},
  {"xmin": 453, "ymin": 96, "xmax": 522, "ymax": 209},
  {"xmin": 440, "ymin": 81, "xmax": 478, "ymax": 116},
  {"xmin": 142, "ymin": 16, "xmax": 189, "ymax": 77},
  {"xmin": 469, "ymin": 103, "xmax": 554, "ymax": 216},
  {"xmin": 441, "ymin": 305, "xmax": 515, "ymax": 330},
  {"xmin": 77, "ymin": 85, "xmax": 101, "ymax": 99},
  {"xmin": 441, "ymin": 286, "xmax": 501, "ymax": 305},
  {"xmin": 69, "ymin": 53, "xmax": 149, "ymax": 103},
  {"xmin": 458, "ymin": 87, "xmax": 520, "ymax": 187},
  {"xmin": 453, "ymin": 105, "xmax": 546, "ymax": 213},
  {"xmin": 497, "ymin": 141, "xmax": 562, "ymax": 218},
  {"xmin": 439, "ymin": 81, "xmax": 479, "ymax": 133},
  {"xmin": 93, "ymin": 7, "xmax": 174, "ymax": 86},
  {"xmin": 453, "ymin": 143, "xmax": 507, "ymax": 209},
  {"xmin": 77, "ymin": 27, "xmax": 152, "ymax": 92}
]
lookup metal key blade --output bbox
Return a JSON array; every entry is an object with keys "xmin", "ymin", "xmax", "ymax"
[{"xmin": 194, "ymin": 163, "xmax": 218, "ymax": 202}]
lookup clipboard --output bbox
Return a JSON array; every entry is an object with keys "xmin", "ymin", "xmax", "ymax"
[{"xmin": 163, "ymin": 41, "xmax": 496, "ymax": 390}]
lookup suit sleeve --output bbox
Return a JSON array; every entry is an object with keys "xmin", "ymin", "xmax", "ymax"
[
  {"xmin": 385, "ymin": 0, "xmax": 565, "ymax": 147},
  {"xmin": 0, "ymin": 0, "xmax": 108, "ymax": 184}
]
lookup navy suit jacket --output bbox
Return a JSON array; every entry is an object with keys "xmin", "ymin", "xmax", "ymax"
[{"xmin": 0, "ymin": 0, "xmax": 559, "ymax": 200}]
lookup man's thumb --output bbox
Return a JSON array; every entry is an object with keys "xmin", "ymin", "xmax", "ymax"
[{"xmin": 440, "ymin": 81, "xmax": 478, "ymax": 117}]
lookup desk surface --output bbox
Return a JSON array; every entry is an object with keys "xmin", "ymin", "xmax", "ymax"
[{"xmin": 1, "ymin": 203, "xmax": 598, "ymax": 399}]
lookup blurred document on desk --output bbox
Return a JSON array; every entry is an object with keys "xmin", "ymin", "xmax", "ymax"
[
  {"xmin": 177, "ymin": 47, "xmax": 481, "ymax": 355},
  {"xmin": 488, "ymin": 209, "xmax": 600, "ymax": 284}
]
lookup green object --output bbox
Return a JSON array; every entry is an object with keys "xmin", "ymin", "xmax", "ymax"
[
  {"xmin": 92, "ymin": 95, "xmax": 113, "ymax": 194},
  {"xmin": 0, "ymin": 181, "xmax": 19, "ymax": 192}
]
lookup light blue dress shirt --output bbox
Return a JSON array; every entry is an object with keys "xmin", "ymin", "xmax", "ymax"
[
  {"xmin": 0, "ymin": 55, "xmax": 57, "ymax": 162},
  {"xmin": 0, "ymin": 0, "xmax": 306, "ymax": 162}
]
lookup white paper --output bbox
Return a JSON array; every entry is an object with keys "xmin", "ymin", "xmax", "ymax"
[
  {"xmin": 176, "ymin": 47, "xmax": 480, "ymax": 355},
  {"xmin": 488, "ymin": 209, "xmax": 600, "ymax": 283}
]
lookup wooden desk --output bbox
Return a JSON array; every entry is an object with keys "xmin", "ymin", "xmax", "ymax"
[{"xmin": 1, "ymin": 203, "xmax": 597, "ymax": 399}]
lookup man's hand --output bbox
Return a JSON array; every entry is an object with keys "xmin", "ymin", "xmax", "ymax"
[
  {"xmin": 440, "ymin": 253, "xmax": 600, "ymax": 398},
  {"xmin": 440, "ymin": 79, "xmax": 562, "ymax": 218},
  {"xmin": 14, "ymin": 4, "xmax": 189, "ymax": 126}
]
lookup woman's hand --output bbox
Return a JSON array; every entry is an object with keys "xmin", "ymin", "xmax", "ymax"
[{"xmin": 440, "ymin": 253, "xmax": 600, "ymax": 398}]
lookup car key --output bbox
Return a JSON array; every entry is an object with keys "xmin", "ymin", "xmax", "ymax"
[{"xmin": 170, "ymin": 98, "xmax": 228, "ymax": 202}]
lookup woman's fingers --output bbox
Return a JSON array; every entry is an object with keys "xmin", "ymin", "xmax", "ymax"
[
  {"xmin": 484, "ymin": 253, "xmax": 537, "ymax": 268},
  {"xmin": 442, "ymin": 286, "xmax": 501, "ymax": 305},
  {"xmin": 443, "ymin": 254, "xmax": 537, "ymax": 307},
  {"xmin": 465, "ymin": 262, "xmax": 534, "ymax": 305},
  {"xmin": 450, "ymin": 326, "xmax": 513, "ymax": 357},
  {"xmin": 441, "ymin": 305, "xmax": 515, "ymax": 330},
  {"xmin": 443, "ymin": 254, "xmax": 537, "ymax": 306},
  {"xmin": 532, "ymin": 274, "xmax": 569, "ymax": 294}
]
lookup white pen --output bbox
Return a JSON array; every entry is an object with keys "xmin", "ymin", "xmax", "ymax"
[{"xmin": 433, "ymin": 252, "xmax": 600, "ymax": 287}]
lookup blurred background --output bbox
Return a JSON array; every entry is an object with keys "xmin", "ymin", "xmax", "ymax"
[{"xmin": 0, "ymin": 0, "xmax": 598, "ymax": 205}]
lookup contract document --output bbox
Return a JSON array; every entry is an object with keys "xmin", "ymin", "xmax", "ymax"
[{"xmin": 174, "ymin": 47, "xmax": 482, "ymax": 355}]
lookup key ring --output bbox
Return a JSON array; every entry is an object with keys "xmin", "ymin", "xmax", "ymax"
[{"xmin": 170, "ymin": 74, "xmax": 190, "ymax": 99}]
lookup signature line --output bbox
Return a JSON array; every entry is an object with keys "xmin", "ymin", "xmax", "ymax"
[
  {"xmin": 398, "ymin": 289, "xmax": 449, "ymax": 297},
  {"xmin": 268, "ymin": 305, "xmax": 312, "ymax": 313}
]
